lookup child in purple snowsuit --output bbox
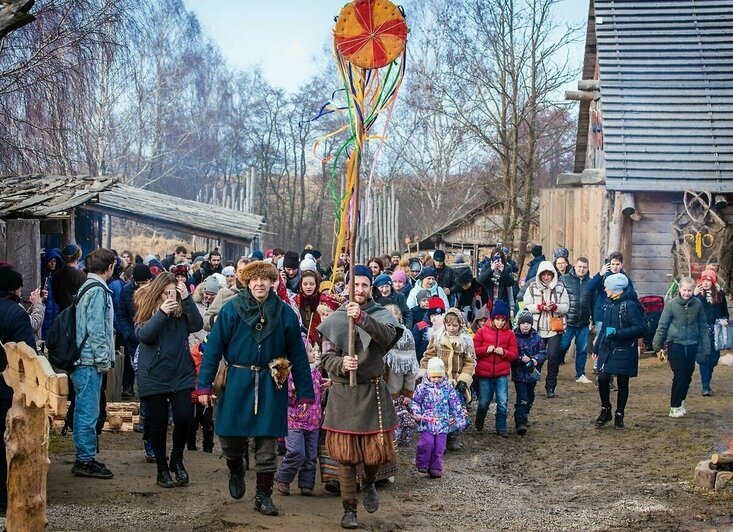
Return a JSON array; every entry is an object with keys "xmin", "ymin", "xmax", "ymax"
[
  {"xmin": 276, "ymin": 348, "xmax": 325, "ymax": 496},
  {"xmin": 410, "ymin": 357, "xmax": 468, "ymax": 478}
]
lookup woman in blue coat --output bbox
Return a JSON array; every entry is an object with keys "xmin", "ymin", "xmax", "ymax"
[
  {"xmin": 196, "ymin": 261, "xmax": 314, "ymax": 517},
  {"xmin": 593, "ymin": 274, "xmax": 645, "ymax": 430}
]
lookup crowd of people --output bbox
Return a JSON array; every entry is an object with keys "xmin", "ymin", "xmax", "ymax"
[{"xmin": 0, "ymin": 241, "xmax": 729, "ymax": 527}]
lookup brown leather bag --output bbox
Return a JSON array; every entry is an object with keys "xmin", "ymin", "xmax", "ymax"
[
  {"xmin": 212, "ymin": 361, "xmax": 228, "ymax": 394},
  {"xmin": 550, "ymin": 316, "xmax": 565, "ymax": 333}
]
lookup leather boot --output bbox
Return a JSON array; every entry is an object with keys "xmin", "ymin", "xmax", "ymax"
[
  {"xmin": 595, "ymin": 406, "xmax": 612, "ymax": 427},
  {"xmin": 614, "ymin": 412, "xmax": 625, "ymax": 430},
  {"xmin": 169, "ymin": 455, "xmax": 189, "ymax": 485},
  {"xmin": 362, "ymin": 482, "xmax": 379, "ymax": 513},
  {"xmin": 157, "ymin": 461, "xmax": 176, "ymax": 488},
  {"xmin": 254, "ymin": 472, "xmax": 279, "ymax": 516},
  {"xmin": 227, "ymin": 459, "xmax": 245, "ymax": 499},
  {"xmin": 254, "ymin": 490, "xmax": 279, "ymax": 516},
  {"xmin": 340, "ymin": 500, "xmax": 358, "ymax": 529}
]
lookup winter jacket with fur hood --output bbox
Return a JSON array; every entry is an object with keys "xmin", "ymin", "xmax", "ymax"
[
  {"xmin": 418, "ymin": 309, "xmax": 476, "ymax": 394},
  {"xmin": 473, "ymin": 322, "xmax": 518, "ymax": 378},
  {"xmin": 522, "ymin": 261, "xmax": 570, "ymax": 339}
]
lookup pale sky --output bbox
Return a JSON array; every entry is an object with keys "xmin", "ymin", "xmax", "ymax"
[{"xmin": 182, "ymin": 0, "xmax": 590, "ymax": 93}]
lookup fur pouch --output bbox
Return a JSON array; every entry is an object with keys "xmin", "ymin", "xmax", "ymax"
[{"xmin": 268, "ymin": 357, "xmax": 292, "ymax": 389}]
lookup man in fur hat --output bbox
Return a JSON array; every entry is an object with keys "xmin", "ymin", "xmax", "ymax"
[
  {"xmin": 196, "ymin": 260, "xmax": 314, "ymax": 517},
  {"xmin": 317, "ymin": 264, "xmax": 403, "ymax": 529}
]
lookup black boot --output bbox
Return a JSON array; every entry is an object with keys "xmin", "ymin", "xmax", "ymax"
[
  {"xmin": 169, "ymin": 455, "xmax": 189, "ymax": 485},
  {"xmin": 227, "ymin": 459, "xmax": 245, "ymax": 499},
  {"xmin": 254, "ymin": 490, "xmax": 279, "ymax": 516},
  {"xmin": 157, "ymin": 462, "xmax": 176, "ymax": 488},
  {"xmin": 362, "ymin": 481, "xmax": 379, "ymax": 513},
  {"xmin": 595, "ymin": 406, "xmax": 612, "ymax": 427},
  {"xmin": 254, "ymin": 472, "xmax": 278, "ymax": 516},
  {"xmin": 340, "ymin": 500, "xmax": 358, "ymax": 529},
  {"xmin": 614, "ymin": 412, "xmax": 625, "ymax": 430}
]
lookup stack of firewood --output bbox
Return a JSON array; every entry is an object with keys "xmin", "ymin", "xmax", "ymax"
[
  {"xmin": 694, "ymin": 451, "xmax": 733, "ymax": 491},
  {"xmin": 52, "ymin": 402, "xmax": 140, "ymax": 432}
]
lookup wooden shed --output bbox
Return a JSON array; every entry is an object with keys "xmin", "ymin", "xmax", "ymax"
[
  {"xmin": 417, "ymin": 200, "xmax": 540, "ymax": 267},
  {"xmin": 1, "ymin": 175, "xmax": 266, "ymax": 295},
  {"xmin": 542, "ymin": 0, "xmax": 733, "ymax": 297},
  {"xmin": 0, "ymin": 174, "xmax": 118, "ymax": 296}
]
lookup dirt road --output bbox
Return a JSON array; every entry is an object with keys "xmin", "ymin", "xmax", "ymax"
[{"xmin": 36, "ymin": 356, "xmax": 733, "ymax": 531}]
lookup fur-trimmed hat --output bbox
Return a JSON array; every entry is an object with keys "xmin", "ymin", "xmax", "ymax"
[
  {"xmin": 61, "ymin": 243, "xmax": 82, "ymax": 264},
  {"xmin": 239, "ymin": 261, "xmax": 279, "ymax": 285}
]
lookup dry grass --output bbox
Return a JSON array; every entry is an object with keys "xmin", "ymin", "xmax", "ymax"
[{"xmin": 111, "ymin": 234, "xmax": 192, "ymax": 258}]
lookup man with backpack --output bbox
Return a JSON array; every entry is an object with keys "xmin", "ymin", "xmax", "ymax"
[{"xmin": 69, "ymin": 249, "xmax": 116, "ymax": 479}]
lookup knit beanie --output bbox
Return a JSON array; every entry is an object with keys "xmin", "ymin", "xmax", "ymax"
[
  {"xmin": 374, "ymin": 274, "xmax": 392, "ymax": 288},
  {"xmin": 391, "ymin": 269, "xmax": 407, "ymax": 284},
  {"xmin": 455, "ymin": 267, "xmax": 473, "ymax": 285},
  {"xmin": 0, "ymin": 266, "xmax": 23, "ymax": 292},
  {"xmin": 132, "ymin": 264, "xmax": 153, "ymax": 283},
  {"xmin": 517, "ymin": 311, "xmax": 534, "ymax": 326},
  {"xmin": 419, "ymin": 266, "xmax": 437, "ymax": 281},
  {"xmin": 416, "ymin": 289, "xmax": 431, "ymax": 303},
  {"xmin": 699, "ymin": 269, "xmax": 717, "ymax": 284},
  {"xmin": 604, "ymin": 273, "xmax": 629, "ymax": 293},
  {"xmin": 426, "ymin": 296, "xmax": 446, "ymax": 318},
  {"xmin": 553, "ymin": 246, "xmax": 569, "ymax": 260},
  {"xmin": 530, "ymin": 245, "xmax": 543, "ymax": 258},
  {"xmin": 203, "ymin": 276, "xmax": 221, "ymax": 294},
  {"xmin": 283, "ymin": 251, "xmax": 300, "ymax": 270},
  {"xmin": 427, "ymin": 357, "xmax": 446, "ymax": 378},
  {"xmin": 222, "ymin": 266, "xmax": 236, "ymax": 276},
  {"xmin": 345, "ymin": 264, "xmax": 373, "ymax": 284},
  {"xmin": 491, "ymin": 299, "xmax": 510, "ymax": 319},
  {"xmin": 433, "ymin": 250, "xmax": 446, "ymax": 262},
  {"xmin": 250, "ymin": 250, "xmax": 264, "ymax": 261},
  {"xmin": 61, "ymin": 243, "xmax": 82, "ymax": 264},
  {"xmin": 300, "ymin": 257, "xmax": 318, "ymax": 272}
]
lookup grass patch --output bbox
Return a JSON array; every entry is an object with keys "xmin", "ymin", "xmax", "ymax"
[{"xmin": 49, "ymin": 428, "xmax": 76, "ymax": 455}]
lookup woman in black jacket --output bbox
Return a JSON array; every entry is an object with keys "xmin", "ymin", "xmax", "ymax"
[
  {"xmin": 593, "ymin": 274, "xmax": 645, "ymax": 430},
  {"xmin": 694, "ymin": 269, "xmax": 729, "ymax": 396},
  {"xmin": 134, "ymin": 271, "xmax": 203, "ymax": 487},
  {"xmin": 374, "ymin": 274, "xmax": 413, "ymax": 329}
]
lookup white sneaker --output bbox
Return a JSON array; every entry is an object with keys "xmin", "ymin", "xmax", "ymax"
[
  {"xmin": 669, "ymin": 407, "xmax": 685, "ymax": 418},
  {"xmin": 576, "ymin": 375, "xmax": 593, "ymax": 384},
  {"xmin": 679, "ymin": 402, "xmax": 687, "ymax": 415}
]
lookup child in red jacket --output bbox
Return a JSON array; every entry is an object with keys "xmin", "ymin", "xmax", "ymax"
[{"xmin": 472, "ymin": 300, "xmax": 518, "ymax": 436}]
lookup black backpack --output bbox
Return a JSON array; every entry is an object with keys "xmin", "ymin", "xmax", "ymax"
[
  {"xmin": 620, "ymin": 299, "xmax": 650, "ymax": 340},
  {"xmin": 47, "ymin": 281, "xmax": 106, "ymax": 371}
]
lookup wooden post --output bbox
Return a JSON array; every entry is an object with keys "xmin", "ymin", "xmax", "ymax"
[
  {"xmin": 0, "ymin": 219, "xmax": 6, "ymax": 261},
  {"xmin": 2, "ymin": 341, "xmax": 68, "ymax": 532},
  {"xmin": 607, "ymin": 192, "xmax": 624, "ymax": 255},
  {"xmin": 6, "ymin": 219, "xmax": 41, "ymax": 299}
]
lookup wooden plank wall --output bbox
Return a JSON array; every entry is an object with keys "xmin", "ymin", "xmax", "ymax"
[
  {"xmin": 443, "ymin": 213, "xmax": 540, "ymax": 248},
  {"xmin": 538, "ymin": 187, "xmax": 606, "ymax": 276},
  {"xmin": 6, "ymin": 219, "xmax": 41, "ymax": 298}
]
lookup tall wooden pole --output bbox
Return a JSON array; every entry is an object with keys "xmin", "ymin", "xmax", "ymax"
[{"xmin": 347, "ymin": 151, "xmax": 361, "ymax": 387}]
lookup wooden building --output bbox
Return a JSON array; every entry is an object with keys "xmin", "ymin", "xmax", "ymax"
[
  {"xmin": 543, "ymin": 0, "xmax": 733, "ymax": 297},
  {"xmin": 1, "ymin": 175, "xmax": 265, "ymax": 296},
  {"xmin": 416, "ymin": 200, "xmax": 540, "ymax": 268}
]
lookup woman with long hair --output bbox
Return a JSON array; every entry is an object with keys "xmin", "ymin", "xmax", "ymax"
[
  {"xmin": 694, "ymin": 269, "xmax": 729, "ymax": 396},
  {"xmin": 296, "ymin": 270, "xmax": 322, "ymax": 347},
  {"xmin": 134, "ymin": 271, "xmax": 203, "ymax": 487}
]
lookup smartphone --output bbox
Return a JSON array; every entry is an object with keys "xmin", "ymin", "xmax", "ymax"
[
  {"xmin": 43, "ymin": 277, "xmax": 48, "ymax": 291},
  {"xmin": 604, "ymin": 258, "xmax": 611, "ymax": 265},
  {"xmin": 165, "ymin": 289, "xmax": 177, "ymax": 302}
]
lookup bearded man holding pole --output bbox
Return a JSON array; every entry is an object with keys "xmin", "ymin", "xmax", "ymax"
[{"xmin": 317, "ymin": 264, "xmax": 403, "ymax": 529}]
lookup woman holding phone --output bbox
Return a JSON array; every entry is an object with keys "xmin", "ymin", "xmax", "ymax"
[{"xmin": 134, "ymin": 271, "xmax": 203, "ymax": 487}]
